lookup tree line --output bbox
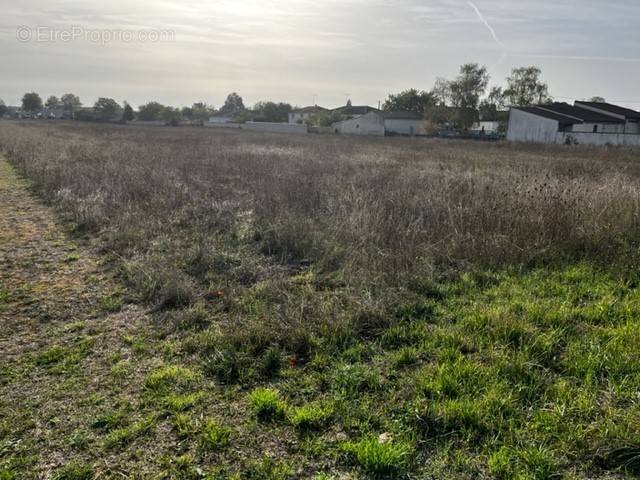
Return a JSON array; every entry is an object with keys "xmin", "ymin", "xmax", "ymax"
[
  {"xmin": 1, "ymin": 64, "xmax": 606, "ymax": 128},
  {"xmin": 382, "ymin": 65, "xmax": 553, "ymax": 129},
  {"xmin": 3, "ymin": 91, "xmax": 294, "ymax": 125}
]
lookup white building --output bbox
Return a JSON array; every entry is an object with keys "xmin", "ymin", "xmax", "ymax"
[
  {"xmin": 575, "ymin": 101, "xmax": 640, "ymax": 134},
  {"xmin": 507, "ymin": 102, "xmax": 640, "ymax": 146},
  {"xmin": 209, "ymin": 113, "xmax": 234, "ymax": 124},
  {"xmin": 383, "ymin": 111, "xmax": 427, "ymax": 136},
  {"xmin": 471, "ymin": 121, "xmax": 501, "ymax": 134},
  {"xmin": 288, "ymin": 106, "xmax": 327, "ymax": 124},
  {"xmin": 333, "ymin": 111, "xmax": 385, "ymax": 136}
]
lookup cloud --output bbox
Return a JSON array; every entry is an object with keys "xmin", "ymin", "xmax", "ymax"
[{"xmin": 466, "ymin": 1, "xmax": 505, "ymax": 49}]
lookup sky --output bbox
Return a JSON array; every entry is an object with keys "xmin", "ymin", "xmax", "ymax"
[{"xmin": 1, "ymin": 0, "xmax": 639, "ymax": 110}]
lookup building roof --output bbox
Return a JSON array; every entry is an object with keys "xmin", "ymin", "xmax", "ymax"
[
  {"xmin": 292, "ymin": 105, "xmax": 327, "ymax": 114},
  {"xmin": 333, "ymin": 105, "xmax": 380, "ymax": 116},
  {"xmin": 515, "ymin": 106, "xmax": 582, "ymax": 125},
  {"xmin": 515, "ymin": 103, "xmax": 626, "ymax": 125},
  {"xmin": 574, "ymin": 101, "xmax": 640, "ymax": 120},
  {"xmin": 383, "ymin": 111, "xmax": 423, "ymax": 120},
  {"xmin": 538, "ymin": 103, "xmax": 624, "ymax": 123}
]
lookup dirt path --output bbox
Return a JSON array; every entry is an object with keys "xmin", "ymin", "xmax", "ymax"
[{"xmin": 0, "ymin": 157, "xmax": 152, "ymax": 478}]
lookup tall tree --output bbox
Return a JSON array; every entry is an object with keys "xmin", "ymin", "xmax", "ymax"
[
  {"xmin": 479, "ymin": 86, "xmax": 505, "ymax": 120},
  {"xmin": 162, "ymin": 107, "xmax": 182, "ymax": 126},
  {"xmin": 0, "ymin": 99, "xmax": 7, "ymax": 118},
  {"xmin": 45, "ymin": 96, "xmax": 61, "ymax": 109},
  {"xmin": 138, "ymin": 102, "xmax": 166, "ymax": 121},
  {"xmin": 61, "ymin": 94, "xmax": 82, "ymax": 117},
  {"xmin": 190, "ymin": 102, "xmax": 215, "ymax": 120},
  {"xmin": 503, "ymin": 67, "xmax": 552, "ymax": 106},
  {"xmin": 431, "ymin": 77, "xmax": 452, "ymax": 106},
  {"xmin": 22, "ymin": 92, "xmax": 43, "ymax": 113},
  {"xmin": 254, "ymin": 101, "xmax": 292, "ymax": 122},
  {"xmin": 449, "ymin": 64, "xmax": 490, "ymax": 128},
  {"xmin": 383, "ymin": 89, "xmax": 436, "ymax": 114},
  {"xmin": 219, "ymin": 93, "xmax": 245, "ymax": 116},
  {"xmin": 93, "ymin": 98, "xmax": 122, "ymax": 122},
  {"xmin": 122, "ymin": 102, "xmax": 135, "ymax": 122}
]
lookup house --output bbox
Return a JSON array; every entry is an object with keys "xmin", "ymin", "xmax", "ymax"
[
  {"xmin": 574, "ymin": 101, "xmax": 640, "ymax": 134},
  {"xmin": 332, "ymin": 104, "xmax": 380, "ymax": 119},
  {"xmin": 288, "ymin": 105, "xmax": 327, "ymax": 124},
  {"xmin": 333, "ymin": 111, "xmax": 385, "ymax": 136},
  {"xmin": 507, "ymin": 102, "xmax": 640, "ymax": 146},
  {"xmin": 383, "ymin": 111, "xmax": 426, "ymax": 136}
]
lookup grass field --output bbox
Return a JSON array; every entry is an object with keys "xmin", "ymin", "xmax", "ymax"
[{"xmin": 1, "ymin": 121, "xmax": 640, "ymax": 479}]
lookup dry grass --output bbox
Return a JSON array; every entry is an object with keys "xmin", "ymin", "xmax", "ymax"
[
  {"xmin": 2, "ymin": 121, "xmax": 640, "ymax": 478},
  {"xmin": 2, "ymin": 122, "xmax": 639, "ymax": 279}
]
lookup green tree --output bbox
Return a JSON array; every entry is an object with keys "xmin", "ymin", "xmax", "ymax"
[
  {"xmin": 190, "ymin": 102, "xmax": 215, "ymax": 120},
  {"xmin": 479, "ymin": 87, "xmax": 505, "ymax": 120},
  {"xmin": 449, "ymin": 64, "xmax": 490, "ymax": 128},
  {"xmin": 22, "ymin": 92, "xmax": 43, "ymax": 113},
  {"xmin": 503, "ymin": 67, "xmax": 552, "ymax": 107},
  {"xmin": 431, "ymin": 77, "xmax": 452, "ymax": 106},
  {"xmin": 254, "ymin": 101, "xmax": 292, "ymax": 123},
  {"xmin": 122, "ymin": 102, "xmax": 135, "ymax": 122},
  {"xmin": 45, "ymin": 96, "xmax": 60, "ymax": 109},
  {"xmin": 138, "ymin": 102, "xmax": 166, "ymax": 121},
  {"xmin": 590, "ymin": 96, "xmax": 606, "ymax": 103},
  {"xmin": 162, "ymin": 106, "xmax": 182, "ymax": 126},
  {"xmin": 219, "ymin": 92, "xmax": 245, "ymax": 116},
  {"xmin": 61, "ymin": 93, "xmax": 82, "ymax": 117},
  {"xmin": 93, "ymin": 98, "xmax": 122, "ymax": 122},
  {"xmin": 383, "ymin": 89, "xmax": 436, "ymax": 114},
  {"xmin": 0, "ymin": 99, "xmax": 7, "ymax": 117}
]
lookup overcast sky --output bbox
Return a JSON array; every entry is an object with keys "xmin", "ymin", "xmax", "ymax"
[{"xmin": 1, "ymin": 0, "xmax": 639, "ymax": 110}]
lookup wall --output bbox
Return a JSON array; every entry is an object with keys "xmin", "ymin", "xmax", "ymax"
[
  {"xmin": 507, "ymin": 109, "xmax": 559, "ymax": 143},
  {"xmin": 571, "ymin": 123, "xmax": 626, "ymax": 134},
  {"xmin": 334, "ymin": 112, "xmax": 385, "ymax": 136},
  {"xmin": 384, "ymin": 119, "xmax": 427, "ymax": 136},
  {"xmin": 557, "ymin": 132, "xmax": 640, "ymax": 147},
  {"xmin": 204, "ymin": 122, "xmax": 241, "ymax": 129},
  {"xmin": 244, "ymin": 122, "xmax": 308, "ymax": 134}
]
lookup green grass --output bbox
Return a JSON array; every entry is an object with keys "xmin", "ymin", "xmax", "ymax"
[
  {"xmin": 103, "ymin": 415, "xmax": 156, "ymax": 449},
  {"xmin": 249, "ymin": 388, "xmax": 287, "ymax": 420},
  {"xmin": 200, "ymin": 419, "xmax": 232, "ymax": 452},
  {"xmin": 342, "ymin": 437, "xmax": 413, "ymax": 475},
  {"xmin": 288, "ymin": 402, "xmax": 333, "ymax": 430},
  {"xmin": 51, "ymin": 461, "xmax": 94, "ymax": 480}
]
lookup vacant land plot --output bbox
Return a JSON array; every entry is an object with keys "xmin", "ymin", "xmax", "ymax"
[{"xmin": 1, "ymin": 122, "xmax": 640, "ymax": 479}]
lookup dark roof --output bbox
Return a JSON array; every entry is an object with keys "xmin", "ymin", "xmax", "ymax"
[
  {"xmin": 575, "ymin": 101, "xmax": 640, "ymax": 120},
  {"xmin": 539, "ymin": 103, "xmax": 624, "ymax": 123},
  {"xmin": 383, "ymin": 111, "xmax": 423, "ymax": 120},
  {"xmin": 292, "ymin": 105, "xmax": 328, "ymax": 114},
  {"xmin": 515, "ymin": 106, "xmax": 582, "ymax": 125}
]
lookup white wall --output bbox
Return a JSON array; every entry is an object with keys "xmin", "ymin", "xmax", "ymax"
[
  {"xmin": 571, "ymin": 123, "xmax": 625, "ymax": 134},
  {"xmin": 557, "ymin": 132, "xmax": 640, "ymax": 147},
  {"xmin": 244, "ymin": 122, "xmax": 308, "ymax": 134},
  {"xmin": 507, "ymin": 109, "xmax": 559, "ymax": 143},
  {"xmin": 334, "ymin": 112, "xmax": 385, "ymax": 136},
  {"xmin": 384, "ymin": 119, "xmax": 427, "ymax": 136}
]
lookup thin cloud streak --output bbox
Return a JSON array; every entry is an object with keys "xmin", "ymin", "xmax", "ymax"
[{"xmin": 467, "ymin": 1, "xmax": 505, "ymax": 49}]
